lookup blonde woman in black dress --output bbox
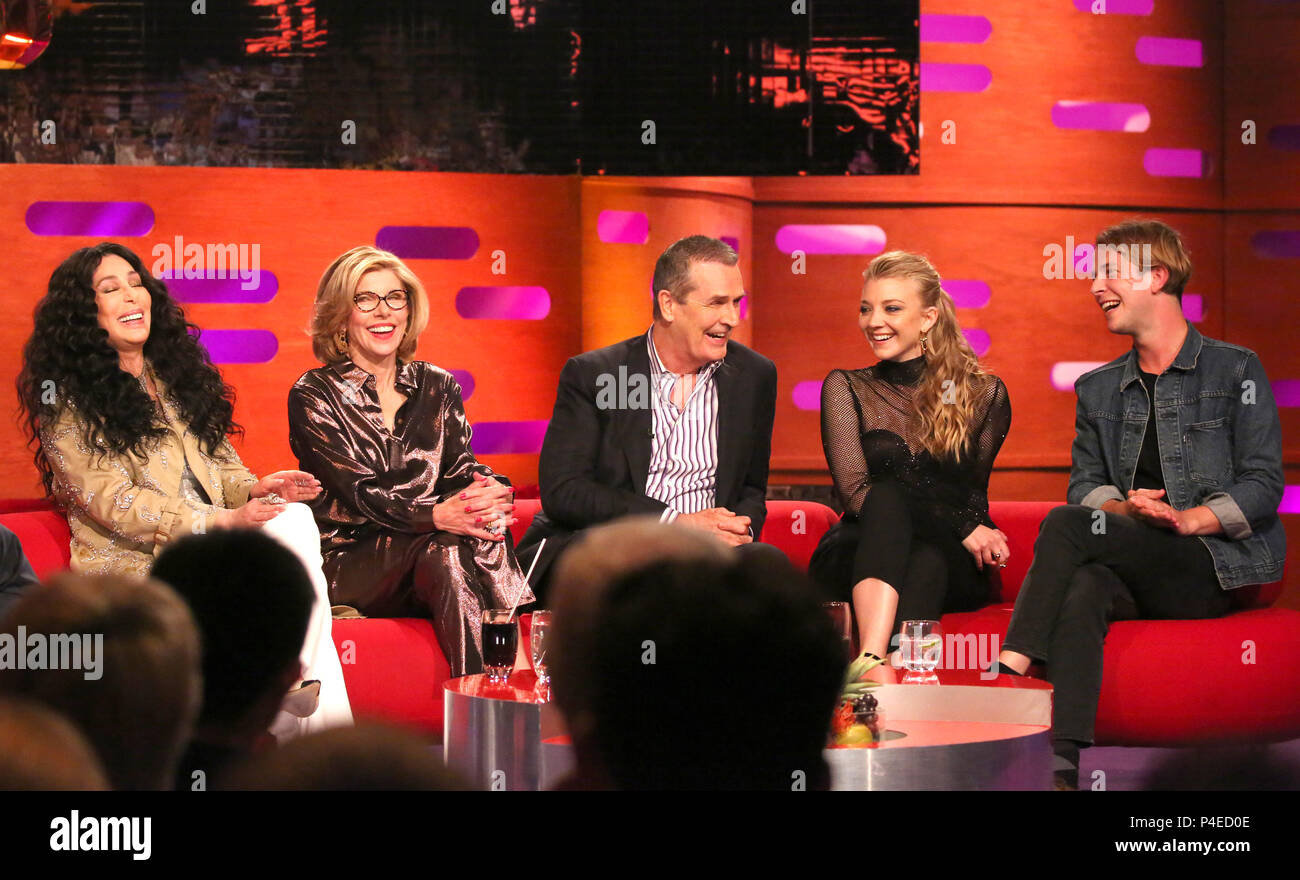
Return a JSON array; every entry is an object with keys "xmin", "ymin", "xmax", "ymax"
[{"xmin": 810, "ymin": 251, "xmax": 1012, "ymax": 662}]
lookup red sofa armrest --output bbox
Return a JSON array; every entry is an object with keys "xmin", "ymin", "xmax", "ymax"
[{"xmin": 0, "ymin": 510, "xmax": 71, "ymax": 579}]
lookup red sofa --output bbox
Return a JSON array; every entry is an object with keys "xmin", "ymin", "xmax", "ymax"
[
  {"xmin": 333, "ymin": 498, "xmax": 834, "ymax": 735},
  {"xmin": 4, "ymin": 499, "xmax": 1298, "ymax": 746}
]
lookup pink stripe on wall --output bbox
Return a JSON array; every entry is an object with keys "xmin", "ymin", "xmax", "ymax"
[
  {"xmin": 920, "ymin": 14, "xmax": 992, "ymax": 44},
  {"xmin": 1072, "ymin": 0, "xmax": 1153, "ymax": 14},
  {"xmin": 1052, "ymin": 102, "xmax": 1150, "ymax": 132},
  {"xmin": 1051, "ymin": 362, "xmax": 1108, "ymax": 391},
  {"xmin": 26, "ymin": 201, "xmax": 155, "ymax": 236},
  {"xmin": 945, "ymin": 280, "xmax": 991, "ymax": 309},
  {"xmin": 919, "ymin": 63, "xmax": 992, "ymax": 93},
  {"xmin": 1267, "ymin": 125, "xmax": 1300, "ymax": 151},
  {"xmin": 193, "ymin": 329, "xmax": 278, "ymax": 364},
  {"xmin": 1143, "ymin": 148, "xmax": 1207, "ymax": 178},
  {"xmin": 1250, "ymin": 231, "xmax": 1300, "ymax": 258},
  {"xmin": 455, "ymin": 286, "xmax": 551, "ymax": 320},
  {"xmin": 597, "ymin": 211, "xmax": 649, "ymax": 244},
  {"xmin": 1278, "ymin": 486, "xmax": 1300, "ymax": 514},
  {"xmin": 470, "ymin": 421, "xmax": 549, "ymax": 455},
  {"xmin": 963, "ymin": 328, "xmax": 991, "ymax": 357},
  {"xmin": 1272, "ymin": 381, "xmax": 1300, "ymax": 408},
  {"xmin": 774, "ymin": 224, "xmax": 886, "ymax": 255},
  {"xmin": 1135, "ymin": 37, "xmax": 1203, "ymax": 68},
  {"xmin": 792, "ymin": 381, "xmax": 823, "ymax": 411}
]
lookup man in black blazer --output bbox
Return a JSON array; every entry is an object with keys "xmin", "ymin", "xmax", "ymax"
[
  {"xmin": 517, "ymin": 235, "xmax": 782, "ymax": 603},
  {"xmin": 0, "ymin": 525, "xmax": 37, "ymax": 623}
]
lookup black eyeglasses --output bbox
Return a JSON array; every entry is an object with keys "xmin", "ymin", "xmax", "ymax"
[{"xmin": 353, "ymin": 290, "xmax": 409, "ymax": 312}]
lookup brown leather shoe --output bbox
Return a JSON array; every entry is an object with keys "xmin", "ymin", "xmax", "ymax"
[{"xmin": 282, "ymin": 680, "xmax": 321, "ymax": 718}]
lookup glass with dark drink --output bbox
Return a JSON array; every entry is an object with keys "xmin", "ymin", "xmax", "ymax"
[
  {"xmin": 823, "ymin": 601, "xmax": 854, "ymax": 661},
  {"xmin": 481, "ymin": 609, "xmax": 517, "ymax": 682}
]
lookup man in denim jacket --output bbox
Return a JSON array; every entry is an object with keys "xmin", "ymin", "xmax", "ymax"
[{"xmin": 996, "ymin": 219, "xmax": 1285, "ymax": 789}]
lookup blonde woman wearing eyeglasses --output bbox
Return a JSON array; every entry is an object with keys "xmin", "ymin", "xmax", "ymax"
[{"xmin": 288, "ymin": 246, "xmax": 533, "ymax": 677}]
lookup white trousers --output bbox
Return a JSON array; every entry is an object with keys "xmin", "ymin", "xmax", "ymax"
[{"xmin": 260, "ymin": 503, "xmax": 354, "ymax": 741}]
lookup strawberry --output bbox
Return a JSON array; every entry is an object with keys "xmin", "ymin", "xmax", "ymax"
[{"xmin": 831, "ymin": 701, "xmax": 855, "ymax": 735}]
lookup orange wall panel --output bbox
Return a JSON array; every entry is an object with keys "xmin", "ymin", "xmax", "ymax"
[
  {"xmin": 753, "ymin": 205, "xmax": 1226, "ymax": 476},
  {"xmin": 1225, "ymin": 0, "xmax": 1300, "ymax": 210},
  {"xmin": 2, "ymin": 0, "xmax": 1297, "ymax": 614},
  {"xmin": 0, "ymin": 165, "xmax": 582, "ymax": 493},
  {"xmin": 579, "ymin": 177, "xmax": 754, "ymax": 351},
  {"xmin": 756, "ymin": 0, "xmax": 1224, "ymax": 208},
  {"xmin": 1223, "ymin": 212, "xmax": 1300, "ymax": 460}
]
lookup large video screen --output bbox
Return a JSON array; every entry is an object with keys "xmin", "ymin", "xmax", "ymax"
[{"xmin": 1, "ymin": 0, "xmax": 919, "ymax": 174}]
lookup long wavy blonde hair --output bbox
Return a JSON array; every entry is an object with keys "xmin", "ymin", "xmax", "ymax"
[{"xmin": 863, "ymin": 251, "xmax": 988, "ymax": 463}]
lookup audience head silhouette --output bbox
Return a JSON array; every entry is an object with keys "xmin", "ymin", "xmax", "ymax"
[
  {"xmin": 0, "ymin": 696, "xmax": 110, "ymax": 790},
  {"xmin": 0, "ymin": 572, "xmax": 201, "ymax": 790},
  {"xmin": 223, "ymin": 724, "xmax": 472, "ymax": 791},
  {"xmin": 152, "ymin": 529, "xmax": 314, "ymax": 753},
  {"xmin": 549, "ymin": 518, "xmax": 843, "ymax": 790}
]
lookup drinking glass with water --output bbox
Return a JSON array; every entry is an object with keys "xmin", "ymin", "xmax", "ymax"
[
  {"xmin": 898, "ymin": 620, "xmax": 942, "ymax": 673},
  {"xmin": 530, "ymin": 610, "xmax": 552, "ymax": 688}
]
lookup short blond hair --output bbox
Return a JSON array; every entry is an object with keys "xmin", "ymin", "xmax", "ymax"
[
  {"xmin": 1095, "ymin": 219, "xmax": 1192, "ymax": 300},
  {"xmin": 310, "ymin": 246, "xmax": 430, "ymax": 364}
]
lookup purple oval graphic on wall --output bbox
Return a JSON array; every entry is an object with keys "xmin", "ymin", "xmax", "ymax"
[
  {"xmin": 26, "ymin": 201, "xmax": 155, "ymax": 237},
  {"xmin": 1250, "ymin": 231, "xmax": 1300, "ymax": 259},
  {"xmin": 1143, "ymin": 148, "xmax": 1207, "ymax": 178},
  {"xmin": 1135, "ymin": 37, "xmax": 1203, "ymax": 68},
  {"xmin": 775, "ymin": 225, "xmax": 886, "ymax": 255},
  {"xmin": 1051, "ymin": 102, "xmax": 1150, "ymax": 132},
  {"xmin": 1072, "ymin": 0, "xmax": 1153, "ymax": 14},
  {"xmin": 919, "ymin": 63, "xmax": 992, "ymax": 93},
  {"xmin": 792, "ymin": 380, "xmax": 823, "ymax": 411},
  {"xmin": 963, "ymin": 328, "xmax": 991, "ymax": 357},
  {"xmin": 193, "ymin": 329, "xmax": 278, "ymax": 364},
  {"xmin": 455, "ymin": 286, "xmax": 551, "ymax": 320},
  {"xmin": 945, "ymin": 280, "xmax": 991, "ymax": 309},
  {"xmin": 470, "ymin": 420, "xmax": 550, "ymax": 455},
  {"xmin": 597, "ymin": 210, "xmax": 650, "ymax": 245},
  {"xmin": 920, "ymin": 14, "xmax": 991, "ymax": 44},
  {"xmin": 376, "ymin": 226, "xmax": 479, "ymax": 259},
  {"xmin": 161, "ymin": 271, "xmax": 279, "ymax": 304},
  {"xmin": 449, "ymin": 370, "xmax": 475, "ymax": 401}
]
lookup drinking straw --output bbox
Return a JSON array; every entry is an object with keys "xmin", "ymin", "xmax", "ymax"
[{"xmin": 508, "ymin": 538, "xmax": 545, "ymax": 621}]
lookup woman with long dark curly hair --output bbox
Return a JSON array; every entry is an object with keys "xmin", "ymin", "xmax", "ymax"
[
  {"xmin": 809, "ymin": 251, "xmax": 1012, "ymax": 663},
  {"xmin": 17, "ymin": 242, "xmax": 352, "ymax": 738}
]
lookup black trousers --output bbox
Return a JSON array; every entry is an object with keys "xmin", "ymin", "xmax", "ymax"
[
  {"xmin": 1002, "ymin": 505, "xmax": 1231, "ymax": 745},
  {"xmin": 809, "ymin": 480, "xmax": 990, "ymax": 641}
]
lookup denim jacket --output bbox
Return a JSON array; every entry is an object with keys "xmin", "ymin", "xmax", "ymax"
[{"xmin": 1069, "ymin": 323, "xmax": 1285, "ymax": 589}]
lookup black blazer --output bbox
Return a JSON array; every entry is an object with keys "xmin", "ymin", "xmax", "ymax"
[{"xmin": 517, "ymin": 333, "xmax": 778, "ymax": 593}]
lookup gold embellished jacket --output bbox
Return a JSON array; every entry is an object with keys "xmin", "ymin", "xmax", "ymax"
[{"xmin": 40, "ymin": 364, "xmax": 259, "ymax": 576}]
